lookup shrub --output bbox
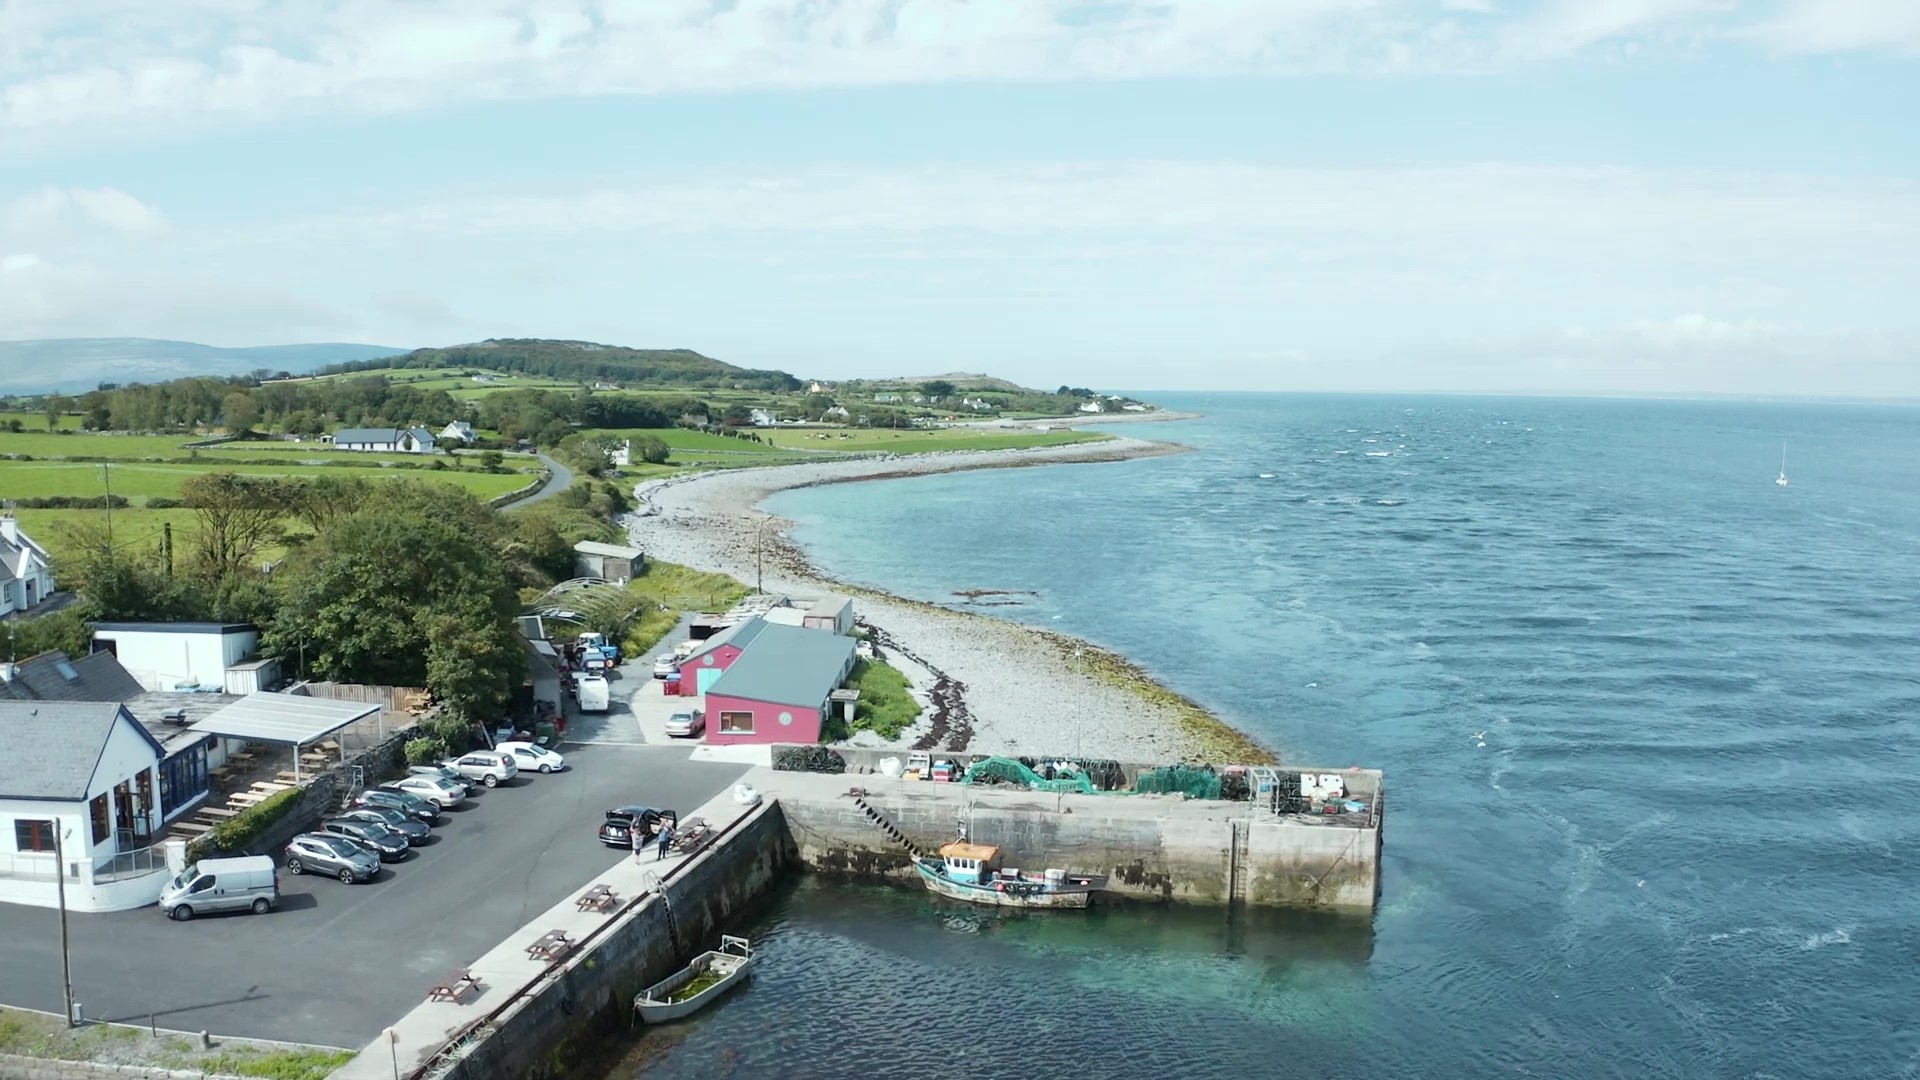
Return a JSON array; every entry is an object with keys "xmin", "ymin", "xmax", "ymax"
[
  {"xmin": 207, "ymin": 788, "xmax": 302, "ymax": 852},
  {"xmin": 404, "ymin": 736, "xmax": 449, "ymax": 765},
  {"xmin": 425, "ymin": 714, "xmax": 474, "ymax": 754},
  {"xmin": 846, "ymin": 658, "xmax": 922, "ymax": 739},
  {"xmin": 144, "ymin": 496, "xmax": 185, "ymax": 509}
]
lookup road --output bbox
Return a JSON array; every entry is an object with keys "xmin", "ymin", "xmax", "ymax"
[
  {"xmin": 0, "ymin": 741, "xmax": 746, "ymax": 1047},
  {"xmin": 508, "ymin": 452, "xmax": 574, "ymax": 509}
]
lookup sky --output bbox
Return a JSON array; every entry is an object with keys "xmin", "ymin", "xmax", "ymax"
[{"xmin": 1, "ymin": 1, "xmax": 1917, "ymax": 396}]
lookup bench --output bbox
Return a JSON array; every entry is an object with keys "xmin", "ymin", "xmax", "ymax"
[
  {"xmin": 525, "ymin": 930, "xmax": 573, "ymax": 962},
  {"xmin": 576, "ymin": 884, "xmax": 618, "ymax": 912},
  {"xmin": 197, "ymin": 807, "xmax": 239, "ymax": 820},
  {"xmin": 172, "ymin": 821, "xmax": 213, "ymax": 835},
  {"xmin": 227, "ymin": 793, "xmax": 266, "ymax": 808},
  {"xmin": 426, "ymin": 969, "xmax": 480, "ymax": 1003}
]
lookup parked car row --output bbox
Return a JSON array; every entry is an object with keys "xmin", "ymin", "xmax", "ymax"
[{"xmin": 160, "ymin": 743, "xmax": 573, "ymax": 919}]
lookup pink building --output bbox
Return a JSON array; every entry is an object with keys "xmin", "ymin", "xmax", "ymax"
[
  {"xmin": 676, "ymin": 619, "xmax": 770, "ymax": 697},
  {"xmin": 702, "ymin": 624, "xmax": 858, "ymax": 746}
]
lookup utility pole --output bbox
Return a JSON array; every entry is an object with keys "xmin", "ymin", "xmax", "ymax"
[
  {"xmin": 162, "ymin": 522, "xmax": 173, "ymax": 581},
  {"xmin": 54, "ymin": 824, "xmax": 76, "ymax": 1026},
  {"xmin": 101, "ymin": 464, "xmax": 113, "ymax": 554}
]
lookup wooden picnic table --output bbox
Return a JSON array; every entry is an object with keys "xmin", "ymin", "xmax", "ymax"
[
  {"xmin": 525, "ymin": 930, "xmax": 574, "ymax": 962},
  {"xmin": 250, "ymin": 781, "xmax": 292, "ymax": 793},
  {"xmin": 227, "ymin": 793, "xmax": 266, "ymax": 807},
  {"xmin": 172, "ymin": 821, "xmax": 213, "ymax": 835},
  {"xmin": 426, "ymin": 968, "xmax": 480, "ymax": 1003},
  {"xmin": 196, "ymin": 807, "xmax": 240, "ymax": 820},
  {"xmin": 275, "ymin": 771, "xmax": 300, "ymax": 782},
  {"xmin": 576, "ymin": 884, "xmax": 618, "ymax": 912}
]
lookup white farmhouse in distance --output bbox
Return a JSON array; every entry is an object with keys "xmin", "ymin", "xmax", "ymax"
[
  {"xmin": 749, "ymin": 409, "xmax": 777, "ymax": 427},
  {"xmin": 439, "ymin": 420, "xmax": 475, "ymax": 442},
  {"xmin": 0, "ymin": 516, "xmax": 54, "ymax": 616},
  {"xmin": 332, "ymin": 426, "xmax": 437, "ymax": 453}
]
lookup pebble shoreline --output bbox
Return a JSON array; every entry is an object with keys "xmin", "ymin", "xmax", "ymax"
[{"xmin": 623, "ymin": 431, "xmax": 1274, "ymax": 765}]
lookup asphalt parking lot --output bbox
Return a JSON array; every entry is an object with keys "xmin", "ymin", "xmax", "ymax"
[{"xmin": 0, "ymin": 741, "xmax": 748, "ymax": 1048}]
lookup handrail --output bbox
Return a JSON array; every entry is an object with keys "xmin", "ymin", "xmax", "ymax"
[{"xmin": 401, "ymin": 800, "xmax": 771, "ymax": 1080}]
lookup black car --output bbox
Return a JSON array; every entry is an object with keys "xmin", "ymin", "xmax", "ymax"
[
  {"xmin": 338, "ymin": 806, "xmax": 431, "ymax": 844},
  {"xmin": 320, "ymin": 818, "xmax": 410, "ymax": 861},
  {"xmin": 352, "ymin": 788, "xmax": 440, "ymax": 823},
  {"xmin": 284, "ymin": 833, "xmax": 380, "ymax": 883},
  {"xmin": 598, "ymin": 805, "xmax": 676, "ymax": 848}
]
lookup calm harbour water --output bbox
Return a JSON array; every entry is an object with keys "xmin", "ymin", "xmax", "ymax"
[{"xmin": 604, "ymin": 393, "xmax": 1920, "ymax": 1080}]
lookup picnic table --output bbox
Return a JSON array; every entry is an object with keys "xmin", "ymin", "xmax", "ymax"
[
  {"xmin": 196, "ymin": 807, "xmax": 239, "ymax": 820},
  {"xmin": 670, "ymin": 818, "xmax": 714, "ymax": 855},
  {"xmin": 426, "ymin": 968, "xmax": 480, "ymax": 1003},
  {"xmin": 576, "ymin": 884, "xmax": 618, "ymax": 912},
  {"xmin": 172, "ymin": 821, "xmax": 213, "ymax": 835},
  {"xmin": 228, "ymin": 792, "xmax": 266, "ymax": 808},
  {"xmin": 525, "ymin": 930, "xmax": 573, "ymax": 962},
  {"xmin": 251, "ymin": 781, "xmax": 292, "ymax": 793},
  {"xmin": 275, "ymin": 771, "xmax": 300, "ymax": 783}
]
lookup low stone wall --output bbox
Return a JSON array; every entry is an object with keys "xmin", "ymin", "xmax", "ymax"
[
  {"xmin": 434, "ymin": 801, "xmax": 795, "ymax": 1080},
  {"xmin": 0, "ymin": 1052, "xmax": 246, "ymax": 1079},
  {"xmin": 488, "ymin": 469, "xmax": 550, "ymax": 508}
]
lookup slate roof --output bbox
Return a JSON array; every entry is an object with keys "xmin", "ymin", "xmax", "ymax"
[
  {"xmin": 0, "ymin": 702, "xmax": 164, "ymax": 800},
  {"xmin": 706, "ymin": 623, "xmax": 856, "ymax": 709},
  {"xmin": 334, "ymin": 427, "xmax": 403, "ymax": 444},
  {"xmin": 0, "ymin": 650, "xmax": 146, "ymax": 704},
  {"xmin": 682, "ymin": 617, "xmax": 772, "ymax": 665}
]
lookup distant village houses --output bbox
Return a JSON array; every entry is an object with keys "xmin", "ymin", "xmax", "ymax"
[
  {"xmin": 438, "ymin": 420, "xmax": 475, "ymax": 442},
  {"xmin": 1076, "ymin": 401, "xmax": 1105, "ymax": 414},
  {"xmin": 331, "ymin": 426, "xmax": 437, "ymax": 453},
  {"xmin": 749, "ymin": 408, "xmax": 778, "ymax": 427}
]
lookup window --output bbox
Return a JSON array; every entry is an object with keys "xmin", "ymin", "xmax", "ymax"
[
  {"xmin": 90, "ymin": 794, "xmax": 110, "ymax": 845},
  {"xmin": 14, "ymin": 819, "xmax": 55, "ymax": 853},
  {"xmin": 160, "ymin": 742, "xmax": 209, "ymax": 816},
  {"xmin": 718, "ymin": 711, "xmax": 755, "ymax": 734}
]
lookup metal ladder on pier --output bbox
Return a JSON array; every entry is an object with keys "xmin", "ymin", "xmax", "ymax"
[{"xmin": 846, "ymin": 789, "xmax": 921, "ymax": 857}]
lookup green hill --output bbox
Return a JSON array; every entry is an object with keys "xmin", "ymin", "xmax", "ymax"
[{"xmin": 323, "ymin": 338, "xmax": 801, "ymax": 392}]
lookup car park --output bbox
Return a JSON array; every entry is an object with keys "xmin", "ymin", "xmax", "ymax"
[
  {"xmin": 353, "ymin": 787, "xmax": 441, "ymax": 823},
  {"xmin": 597, "ymin": 806, "xmax": 677, "ymax": 848},
  {"xmin": 284, "ymin": 833, "xmax": 380, "ymax": 883},
  {"xmin": 319, "ymin": 818, "xmax": 410, "ymax": 861},
  {"xmin": 409, "ymin": 763, "xmax": 478, "ymax": 794},
  {"xmin": 446, "ymin": 751, "xmax": 518, "ymax": 787},
  {"xmin": 664, "ymin": 709, "xmax": 705, "ymax": 738},
  {"xmin": 159, "ymin": 855, "xmax": 279, "ymax": 921},
  {"xmin": 384, "ymin": 774, "xmax": 468, "ymax": 807},
  {"xmin": 500, "ymin": 741, "xmax": 568, "ymax": 773},
  {"xmin": 338, "ymin": 806, "xmax": 430, "ymax": 844}
]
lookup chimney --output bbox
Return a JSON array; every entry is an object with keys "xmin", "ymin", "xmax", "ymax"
[{"xmin": 0, "ymin": 514, "xmax": 17, "ymax": 545}]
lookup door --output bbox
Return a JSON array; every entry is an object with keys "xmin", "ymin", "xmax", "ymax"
[{"xmin": 696, "ymin": 667, "xmax": 724, "ymax": 694}]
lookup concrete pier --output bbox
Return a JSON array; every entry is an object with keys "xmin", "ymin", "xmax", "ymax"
[{"xmin": 757, "ymin": 765, "xmax": 1384, "ymax": 913}]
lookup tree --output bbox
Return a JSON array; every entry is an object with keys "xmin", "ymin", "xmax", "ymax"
[
  {"xmin": 179, "ymin": 473, "xmax": 286, "ymax": 582},
  {"xmin": 920, "ymin": 380, "xmax": 956, "ymax": 401},
  {"xmin": 637, "ymin": 435, "xmax": 670, "ymax": 465},
  {"xmin": 222, "ymin": 391, "xmax": 260, "ymax": 434},
  {"xmin": 44, "ymin": 394, "xmax": 69, "ymax": 431},
  {"xmin": 479, "ymin": 450, "xmax": 504, "ymax": 473}
]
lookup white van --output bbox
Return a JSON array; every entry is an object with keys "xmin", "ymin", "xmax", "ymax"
[{"xmin": 159, "ymin": 855, "xmax": 280, "ymax": 922}]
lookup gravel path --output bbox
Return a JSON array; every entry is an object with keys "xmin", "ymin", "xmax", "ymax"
[{"xmin": 623, "ymin": 435, "xmax": 1215, "ymax": 763}]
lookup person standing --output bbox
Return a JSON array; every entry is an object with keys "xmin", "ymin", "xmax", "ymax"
[
  {"xmin": 630, "ymin": 818, "xmax": 645, "ymax": 863},
  {"xmin": 656, "ymin": 822, "xmax": 676, "ymax": 861}
]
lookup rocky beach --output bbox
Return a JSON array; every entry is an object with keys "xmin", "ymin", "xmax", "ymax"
[{"xmin": 622, "ymin": 429, "xmax": 1273, "ymax": 765}]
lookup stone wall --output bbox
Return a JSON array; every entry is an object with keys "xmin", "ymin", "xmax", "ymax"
[{"xmin": 435, "ymin": 801, "xmax": 795, "ymax": 1080}]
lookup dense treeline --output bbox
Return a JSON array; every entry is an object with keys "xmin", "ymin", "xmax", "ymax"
[{"xmin": 320, "ymin": 338, "xmax": 802, "ymax": 392}]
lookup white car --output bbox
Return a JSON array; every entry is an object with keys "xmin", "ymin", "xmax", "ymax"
[
  {"xmin": 652, "ymin": 656, "xmax": 679, "ymax": 680},
  {"xmin": 664, "ymin": 710, "xmax": 705, "ymax": 738},
  {"xmin": 446, "ymin": 751, "xmax": 517, "ymax": 787},
  {"xmin": 499, "ymin": 741, "xmax": 567, "ymax": 774},
  {"xmin": 383, "ymin": 774, "xmax": 468, "ymax": 807}
]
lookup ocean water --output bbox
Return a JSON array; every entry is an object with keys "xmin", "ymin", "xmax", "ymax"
[{"xmin": 606, "ymin": 394, "xmax": 1920, "ymax": 1080}]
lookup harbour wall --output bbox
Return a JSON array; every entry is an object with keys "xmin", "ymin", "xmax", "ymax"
[{"xmin": 759, "ymin": 767, "xmax": 1383, "ymax": 913}]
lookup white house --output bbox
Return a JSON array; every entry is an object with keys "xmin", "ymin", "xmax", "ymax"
[
  {"xmin": 0, "ymin": 702, "xmax": 174, "ymax": 912},
  {"xmin": 90, "ymin": 622, "xmax": 261, "ymax": 692},
  {"xmin": 438, "ymin": 420, "xmax": 475, "ymax": 442},
  {"xmin": 1123, "ymin": 403, "xmax": 1149, "ymax": 412},
  {"xmin": 0, "ymin": 515, "xmax": 54, "ymax": 616},
  {"xmin": 1077, "ymin": 401, "xmax": 1105, "ymax": 413},
  {"xmin": 332, "ymin": 426, "xmax": 437, "ymax": 453},
  {"xmin": 608, "ymin": 439, "xmax": 633, "ymax": 467},
  {"xmin": 823, "ymin": 406, "xmax": 850, "ymax": 421},
  {"xmin": 749, "ymin": 408, "xmax": 778, "ymax": 427}
]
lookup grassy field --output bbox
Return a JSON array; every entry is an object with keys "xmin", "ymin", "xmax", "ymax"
[
  {"xmin": 0, "ymin": 1006, "xmax": 350, "ymax": 1080},
  {"xmin": 755, "ymin": 426, "xmax": 1108, "ymax": 454},
  {"xmin": 0, "ymin": 460, "xmax": 535, "ymax": 501},
  {"xmin": 582, "ymin": 427, "xmax": 789, "ymax": 455}
]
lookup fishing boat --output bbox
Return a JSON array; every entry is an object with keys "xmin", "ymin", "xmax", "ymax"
[
  {"xmin": 914, "ymin": 841, "xmax": 1108, "ymax": 909},
  {"xmin": 634, "ymin": 936, "xmax": 754, "ymax": 1023}
]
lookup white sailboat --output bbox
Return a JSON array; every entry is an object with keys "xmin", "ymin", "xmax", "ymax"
[{"xmin": 1776, "ymin": 442, "xmax": 1789, "ymax": 487}]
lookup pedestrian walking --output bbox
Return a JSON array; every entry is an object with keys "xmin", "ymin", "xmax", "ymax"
[{"xmin": 656, "ymin": 823, "xmax": 676, "ymax": 861}]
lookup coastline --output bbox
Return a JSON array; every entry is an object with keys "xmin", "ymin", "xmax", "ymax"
[{"xmin": 623, "ymin": 431, "xmax": 1275, "ymax": 766}]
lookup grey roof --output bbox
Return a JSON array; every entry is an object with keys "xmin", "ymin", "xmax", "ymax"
[
  {"xmin": 806, "ymin": 595, "xmax": 853, "ymax": 619},
  {"xmin": 123, "ymin": 690, "xmax": 243, "ymax": 752},
  {"xmin": 0, "ymin": 702, "xmax": 164, "ymax": 800},
  {"xmin": 407, "ymin": 426, "xmax": 435, "ymax": 442},
  {"xmin": 574, "ymin": 540, "xmax": 644, "ymax": 560},
  {"xmin": 188, "ymin": 691, "xmax": 378, "ymax": 745},
  {"xmin": 706, "ymin": 623, "xmax": 856, "ymax": 709},
  {"xmin": 333, "ymin": 427, "xmax": 401, "ymax": 443},
  {"xmin": 683, "ymin": 617, "xmax": 772, "ymax": 665},
  {"xmin": 93, "ymin": 621, "xmax": 255, "ymax": 636},
  {"xmin": 0, "ymin": 650, "xmax": 146, "ymax": 704}
]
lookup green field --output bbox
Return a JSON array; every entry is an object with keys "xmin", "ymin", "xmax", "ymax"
[
  {"xmin": 755, "ymin": 426, "xmax": 1108, "ymax": 454},
  {"xmin": 581, "ymin": 427, "xmax": 790, "ymax": 455},
  {"xmin": 0, "ymin": 459, "xmax": 534, "ymax": 501}
]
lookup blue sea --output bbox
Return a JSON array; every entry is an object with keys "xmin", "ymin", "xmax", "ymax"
[{"xmin": 606, "ymin": 394, "xmax": 1920, "ymax": 1080}]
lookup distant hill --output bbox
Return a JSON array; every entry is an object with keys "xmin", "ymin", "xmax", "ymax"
[
  {"xmin": 0, "ymin": 338, "xmax": 406, "ymax": 394},
  {"xmin": 853, "ymin": 372, "xmax": 1029, "ymax": 392},
  {"xmin": 325, "ymin": 338, "xmax": 802, "ymax": 392}
]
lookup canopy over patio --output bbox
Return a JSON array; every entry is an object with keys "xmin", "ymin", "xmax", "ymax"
[{"xmin": 188, "ymin": 691, "xmax": 380, "ymax": 781}]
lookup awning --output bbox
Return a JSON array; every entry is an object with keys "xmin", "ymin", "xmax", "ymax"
[{"xmin": 188, "ymin": 691, "xmax": 379, "ymax": 746}]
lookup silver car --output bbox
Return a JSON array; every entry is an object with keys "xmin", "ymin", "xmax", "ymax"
[{"xmin": 284, "ymin": 833, "xmax": 379, "ymax": 884}]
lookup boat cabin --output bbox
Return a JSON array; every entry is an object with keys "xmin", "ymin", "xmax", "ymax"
[{"xmin": 937, "ymin": 841, "xmax": 1002, "ymax": 884}]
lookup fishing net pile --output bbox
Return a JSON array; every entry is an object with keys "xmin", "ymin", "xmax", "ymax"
[
  {"xmin": 961, "ymin": 756, "xmax": 1095, "ymax": 794},
  {"xmin": 773, "ymin": 745, "xmax": 846, "ymax": 774},
  {"xmin": 1132, "ymin": 765, "xmax": 1224, "ymax": 800}
]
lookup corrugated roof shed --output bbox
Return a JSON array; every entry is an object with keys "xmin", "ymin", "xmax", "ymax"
[
  {"xmin": 574, "ymin": 540, "xmax": 645, "ymax": 560},
  {"xmin": 188, "ymin": 691, "xmax": 378, "ymax": 745},
  {"xmin": 806, "ymin": 595, "xmax": 853, "ymax": 619},
  {"xmin": 0, "ymin": 702, "xmax": 163, "ymax": 800},
  {"xmin": 706, "ymin": 623, "xmax": 856, "ymax": 708}
]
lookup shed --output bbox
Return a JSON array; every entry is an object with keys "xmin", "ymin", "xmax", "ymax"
[
  {"xmin": 802, "ymin": 595, "xmax": 855, "ymax": 635},
  {"xmin": 91, "ymin": 622, "xmax": 260, "ymax": 693},
  {"xmin": 762, "ymin": 606, "xmax": 808, "ymax": 628},
  {"xmin": 676, "ymin": 617, "xmax": 771, "ymax": 697},
  {"xmin": 703, "ymin": 623, "xmax": 857, "ymax": 746},
  {"xmin": 222, "ymin": 658, "xmax": 281, "ymax": 696},
  {"xmin": 573, "ymin": 540, "xmax": 646, "ymax": 584}
]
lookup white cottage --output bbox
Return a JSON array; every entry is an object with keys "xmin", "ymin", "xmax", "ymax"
[
  {"xmin": 0, "ymin": 702, "xmax": 173, "ymax": 912},
  {"xmin": 438, "ymin": 420, "xmax": 475, "ymax": 443},
  {"xmin": 332, "ymin": 426, "xmax": 437, "ymax": 453},
  {"xmin": 0, "ymin": 515, "xmax": 54, "ymax": 616}
]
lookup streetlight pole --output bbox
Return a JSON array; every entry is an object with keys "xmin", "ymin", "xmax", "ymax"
[
  {"xmin": 754, "ymin": 517, "xmax": 776, "ymax": 596},
  {"xmin": 53, "ymin": 824, "xmax": 75, "ymax": 1026}
]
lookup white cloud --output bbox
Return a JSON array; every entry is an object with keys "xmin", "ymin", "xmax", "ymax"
[
  {"xmin": 0, "ymin": 252, "xmax": 38, "ymax": 272},
  {"xmin": 2, "ymin": 186, "xmax": 167, "ymax": 234},
  {"xmin": 4, "ymin": 0, "xmax": 1917, "ymax": 143}
]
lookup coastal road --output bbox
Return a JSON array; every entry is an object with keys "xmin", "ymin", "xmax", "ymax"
[
  {"xmin": 0, "ymin": 743, "xmax": 746, "ymax": 1048},
  {"xmin": 507, "ymin": 451, "xmax": 574, "ymax": 509}
]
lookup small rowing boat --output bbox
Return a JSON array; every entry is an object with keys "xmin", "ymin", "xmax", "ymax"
[{"xmin": 634, "ymin": 935, "xmax": 754, "ymax": 1023}]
